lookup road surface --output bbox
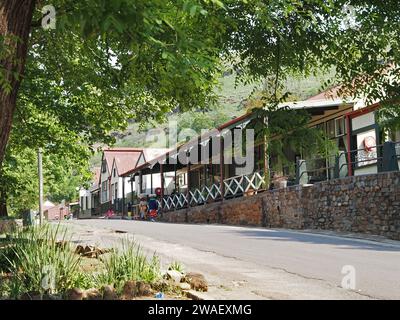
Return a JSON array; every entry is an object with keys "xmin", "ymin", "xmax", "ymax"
[{"xmin": 66, "ymin": 219, "xmax": 400, "ymax": 300}]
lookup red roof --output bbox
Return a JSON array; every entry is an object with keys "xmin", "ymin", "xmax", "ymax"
[
  {"xmin": 142, "ymin": 148, "xmax": 171, "ymax": 163},
  {"xmin": 91, "ymin": 167, "xmax": 101, "ymax": 187},
  {"xmin": 103, "ymin": 148, "xmax": 143, "ymax": 174},
  {"xmin": 113, "ymin": 151, "xmax": 142, "ymax": 175},
  {"xmin": 306, "ymin": 86, "xmax": 341, "ymax": 101}
]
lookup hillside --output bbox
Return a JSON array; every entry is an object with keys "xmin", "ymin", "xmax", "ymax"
[{"xmin": 89, "ymin": 71, "xmax": 335, "ymax": 166}]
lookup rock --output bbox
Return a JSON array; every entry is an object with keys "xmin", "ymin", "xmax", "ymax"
[
  {"xmin": 151, "ymin": 279, "xmax": 170, "ymax": 292},
  {"xmin": 179, "ymin": 282, "xmax": 191, "ymax": 291},
  {"xmin": 76, "ymin": 245, "xmax": 109, "ymax": 258},
  {"xmin": 102, "ymin": 285, "xmax": 118, "ymax": 300},
  {"xmin": 84, "ymin": 288, "xmax": 102, "ymax": 300},
  {"xmin": 166, "ymin": 270, "xmax": 183, "ymax": 284},
  {"xmin": 184, "ymin": 273, "xmax": 208, "ymax": 292},
  {"xmin": 84, "ymin": 245, "xmax": 93, "ymax": 253},
  {"xmin": 66, "ymin": 288, "xmax": 85, "ymax": 300},
  {"xmin": 56, "ymin": 240, "xmax": 68, "ymax": 250},
  {"xmin": 75, "ymin": 245, "xmax": 85, "ymax": 255},
  {"xmin": 0, "ymin": 219, "xmax": 17, "ymax": 234},
  {"xmin": 20, "ymin": 291, "xmax": 41, "ymax": 300},
  {"xmin": 121, "ymin": 280, "xmax": 137, "ymax": 299},
  {"xmin": 83, "ymin": 245, "xmax": 96, "ymax": 258},
  {"xmin": 136, "ymin": 281, "xmax": 152, "ymax": 296}
]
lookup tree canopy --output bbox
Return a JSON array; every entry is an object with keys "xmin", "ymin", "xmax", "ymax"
[{"xmin": 1, "ymin": 0, "xmax": 400, "ymax": 215}]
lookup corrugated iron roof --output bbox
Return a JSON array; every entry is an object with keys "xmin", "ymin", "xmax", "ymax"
[
  {"xmin": 113, "ymin": 151, "xmax": 142, "ymax": 175},
  {"xmin": 102, "ymin": 148, "xmax": 142, "ymax": 174}
]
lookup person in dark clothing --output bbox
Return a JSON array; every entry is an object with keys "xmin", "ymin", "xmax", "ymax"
[{"xmin": 148, "ymin": 194, "xmax": 158, "ymax": 222}]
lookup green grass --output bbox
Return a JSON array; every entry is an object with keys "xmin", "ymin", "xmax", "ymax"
[
  {"xmin": 168, "ymin": 261, "xmax": 185, "ymax": 273},
  {"xmin": 0, "ymin": 224, "xmax": 82, "ymax": 298},
  {"xmin": 96, "ymin": 238, "xmax": 161, "ymax": 292},
  {"xmin": 0, "ymin": 226, "xmax": 166, "ymax": 299}
]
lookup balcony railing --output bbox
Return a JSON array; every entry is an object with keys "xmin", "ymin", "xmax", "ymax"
[
  {"xmin": 159, "ymin": 141, "xmax": 400, "ymax": 213},
  {"xmin": 161, "ymin": 171, "xmax": 265, "ymax": 212},
  {"xmin": 224, "ymin": 171, "xmax": 264, "ymax": 198}
]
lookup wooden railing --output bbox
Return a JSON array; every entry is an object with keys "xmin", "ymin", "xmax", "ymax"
[{"xmin": 161, "ymin": 171, "xmax": 265, "ymax": 212}]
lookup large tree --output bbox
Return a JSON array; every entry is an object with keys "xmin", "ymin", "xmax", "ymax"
[
  {"xmin": 1, "ymin": 1, "xmax": 400, "ymax": 217},
  {"xmin": 2, "ymin": 1, "xmax": 400, "ymax": 168},
  {"xmin": 0, "ymin": 0, "xmax": 36, "ymax": 168},
  {"xmin": 0, "ymin": 0, "xmax": 229, "ymax": 216},
  {"xmin": 221, "ymin": 1, "xmax": 400, "ymax": 109},
  {"xmin": 0, "ymin": 0, "xmax": 226, "ymax": 167}
]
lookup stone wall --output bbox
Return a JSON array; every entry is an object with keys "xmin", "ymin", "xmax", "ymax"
[{"xmin": 160, "ymin": 171, "xmax": 400, "ymax": 240}]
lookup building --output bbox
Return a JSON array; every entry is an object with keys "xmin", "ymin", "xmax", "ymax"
[
  {"xmin": 44, "ymin": 201, "xmax": 69, "ymax": 221},
  {"xmin": 120, "ymin": 92, "xmax": 400, "ymax": 214},
  {"xmin": 79, "ymin": 147, "xmax": 170, "ymax": 217},
  {"xmin": 79, "ymin": 167, "xmax": 100, "ymax": 218}
]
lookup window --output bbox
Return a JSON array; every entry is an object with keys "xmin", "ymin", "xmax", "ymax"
[
  {"xmin": 101, "ymin": 160, "xmax": 107, "ymax": 173},
  {"xmin": 326, "ymin": 120, "xmax": 336, "ymax": 138},
  {"xmin": 113, "ymin": 168, "xmax": 116, "ymax": 177},
  {"xmin": 178, "ymin": 173, "xmax": 186, "ymax": 188},
  {"xmin": 101, "ymin": 181, "xmax": 109, "ymax": 202},
  {"xmin": 335, "ymin": 117, "xmax": 346, "ymax": 136}
]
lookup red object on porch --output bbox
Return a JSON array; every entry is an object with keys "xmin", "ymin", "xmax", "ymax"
[
  {"xmin": 148, "ymin": 209, "xmax": 157, "ymax": 219},
  {"xmin": 363, "ymin": 136, "xmax": 376, "ymax": 152}
]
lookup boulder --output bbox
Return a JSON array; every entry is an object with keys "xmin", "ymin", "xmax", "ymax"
[
  {"xmin": 151, "ymin": 279, "xmax": 170, "ymax": 292},
  {"xmin": 76, "ymin": 245, "xmax": 110, "ymax": 258},
  {"xmin": 136, "ymin": 281, "xmax": 152, "ymax": 296},
  {"xmin": 20, "ymin": 291, "xmax": 41, "ymax": 300},
  {"xmin": 75, "ymin": 245, "xmax": 85, "ymax": 255},
  {"xmin": 84, "ymin": 288, "xmax": 102, "ymax": 300},
  {"xmin": 0, "ymin": 219, "xmax": 17, "ymax": 234},
  {"xmin": 83, "ymin": 245, "xmax": 95, "ymax": 258},
  {"xmin": 179, "ymin": 282, "xmax": 191, "ymax": 291},
  {"xmin": 166, "ymin": 270, "xmax": 183, "ymax": 284},
  {"xmin": 184, "ymin": 273, "xmax": 208, "ymax": 292},
  {"xmin": 121, "ymin": 280, "xmax": 137, "ymax": 299},
  {"xmin": 102, "ymin": 285, "xmax": 118, "ymax": 300},
  {"xmin": 66, "ymin": 288, "xmax": 85, "ymax": 300}
]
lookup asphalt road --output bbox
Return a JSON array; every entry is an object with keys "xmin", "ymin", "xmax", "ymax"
[{"xmin": 71, "ymin": 219, "xmax": 400, "ymax": 299}]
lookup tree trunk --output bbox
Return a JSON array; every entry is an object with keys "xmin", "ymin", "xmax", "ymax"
[
  {"xmin": 0, "ymin": 0, "xmax": 36, "ymax": 166},
  {"xmin": 0, "ymin": 188, "xmax": 7, "ymax": 217}
]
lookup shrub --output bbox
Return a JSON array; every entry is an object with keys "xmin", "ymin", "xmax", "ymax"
[
  {"xmin": 1, "ymin": 224, "xmax": 82, "ymax": 298},
  {"xmin": 168, "ymin": 261, "xmax": 184, "ymax": 273},
  {"xmin": 96, "ymin": 238, "xmax": 161, "ymax": 291},
  {"xmin": 0, "ymin": 219, "xmax": 17, "ymax": 235}
]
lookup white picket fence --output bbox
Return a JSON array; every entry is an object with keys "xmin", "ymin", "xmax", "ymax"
[{"xmin": 161, "ymin": 171, "xmax": 264, "ymax": 211}]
